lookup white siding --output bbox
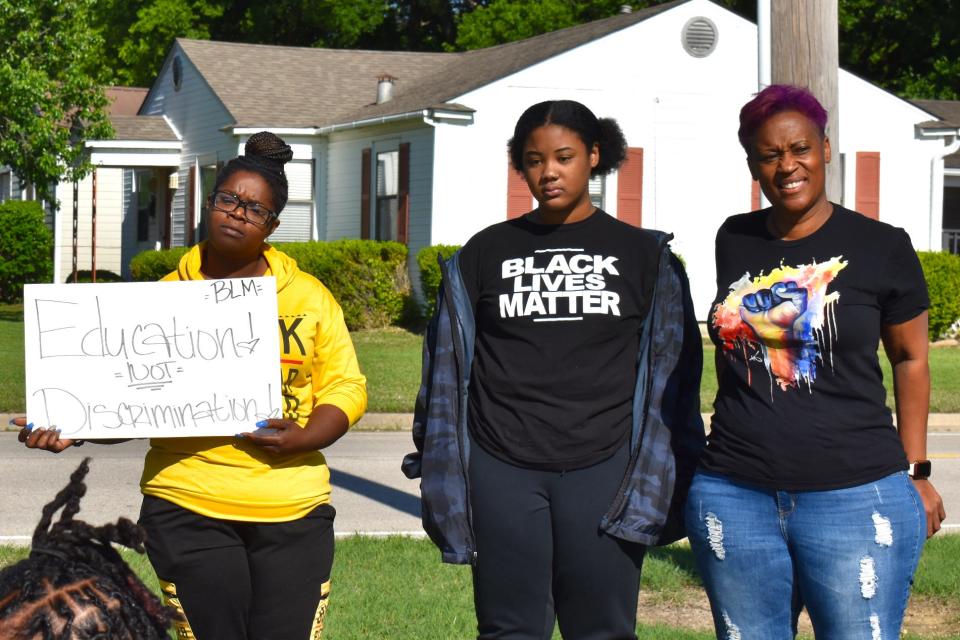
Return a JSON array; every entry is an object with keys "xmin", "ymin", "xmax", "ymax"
[
  {"xmin": 837, "ymin": 71, "xmax": 944, "ymax": 250},
  {"xmin": 53, "ymin": 168, "xmax": 124, "ymax": 282},
  {"xmin": 431, "ymin": 0, "xmax": 942, "ymax": 318},
  {"xmin": 406, "ymin": 126, "xmax": 436, "ymax": 292},
  {"xmin": 325, "ymin": 131, "xmax": 367, "ymax": 240}
]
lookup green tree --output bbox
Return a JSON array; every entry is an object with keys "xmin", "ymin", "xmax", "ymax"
[
  {"xmin": 452, "ymin": 0, "xmax": 578, "ymax": 51},
  {"xmin": 0, "ymin": 0, "xmax": 113, "ymax": 207},
  {"xmin": 216, "ymin": 0, "xmax": 387, "ymax": 48},
  {"xmin": 0, "ymin": 201, "xmax": 54, "ymax": 302},
  {"xmin": 368, "ymin": 0, "xmax": 465, "ymax": 51},
  {"xmin": 451, "ymin": 0, "xmax": 755, "ymax": 51},
  {"xmin": 838, "ymin": 0, "xmax": 960, "ymax": 99},
  {"xmin": 96, "ymin": 0, "xmax": 224, "ymax": 87}
]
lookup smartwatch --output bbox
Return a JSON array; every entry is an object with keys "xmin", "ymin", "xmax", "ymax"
[{"xmin": 908, "ymin": 460, "xmax": 932, "ymax": 480}]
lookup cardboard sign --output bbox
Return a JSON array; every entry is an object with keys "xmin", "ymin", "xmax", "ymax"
[{"xmin": 24, "ymin": 278, "xmax": 282, "ymax": 438}]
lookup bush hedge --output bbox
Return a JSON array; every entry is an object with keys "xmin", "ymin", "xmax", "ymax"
[
  {"xmin": 129, "ymin": 246, "xmax": 190, "ymax": 281},
  {"xmin": 128, "ymin": 240, "xmax": 409, "ymax": 330},
  {"xmin": 416, "ymin": 244, "xmax": 461, "ymax": 307},
  {"xmin": 918, "ymin": 251, "xmax": 960, "ymax": 340},
  {"xmin": 0, "ymin": 200, "xmax": 53, "ymax": 303},
  {"xmin": 274, "ymin": 240, "xmax": 409, "ymax": 330},
  {"xmin": 65, "ymin": 270, "xmax": 124, "ymax": 283}
]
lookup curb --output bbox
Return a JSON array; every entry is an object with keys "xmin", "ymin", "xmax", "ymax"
[
  {"xmin": 0, "ymin": 412, "xmax": 417, "ymax": 433},
  {"xmin": 4, "ymin": 413, "xmax": 960, "ymax": 433}
]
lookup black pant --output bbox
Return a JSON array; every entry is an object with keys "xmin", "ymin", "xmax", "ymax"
[
  {"xmin": 469, "ymin": 441, "xmax": 646, "ymax": 640},
  {"xmin": 139, "ymin": 496, "xmax": 335, "ymax": 640}
]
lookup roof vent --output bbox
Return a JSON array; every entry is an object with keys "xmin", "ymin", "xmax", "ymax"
[
  {"xmin": 376, "ymin": 74, "xmax": 396, "ymax": 104},
  {"xmin": 681, "ymin": 16, "xmax": 718, "ymax": 58},
  {"xmin": 172, "ymin": 56, "xmax": 183, "ymax": 91}
]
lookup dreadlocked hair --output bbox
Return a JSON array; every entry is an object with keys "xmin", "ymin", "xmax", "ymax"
[
  {"xmin": 214, "ymin": 131, "xmax": 294, "ymax": 214},
  {"xmin": 0, "ymin": 458, "xmax": 173, "ymax": 639}
]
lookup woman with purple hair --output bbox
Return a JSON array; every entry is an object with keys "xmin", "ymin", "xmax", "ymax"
[{"xmin": 685, "ymin": 84, "xmax": 945, "ymax": 638}]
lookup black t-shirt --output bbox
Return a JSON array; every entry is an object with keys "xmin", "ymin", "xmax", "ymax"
[
  {"xmin": 458, "ymin": 210, "xmax": 661, "ymax": 471},
  {"xmin": 702, "ymin": 205, "xmax": 929, "ymax": 490}
]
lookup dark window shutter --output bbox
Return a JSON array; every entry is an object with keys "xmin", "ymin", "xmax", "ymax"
[
  {"xmin": 361, "ymin": 148, "xmax": 371, "ymax": 239},
  {"xmin": 506, "ymin": 157, "xmax": 530, "ymax": 219},
  {"xmin": 617, "ymin": 147, "xmax": 643, "ymax": 227},
  {"xmin": 187, "ymin": 165, "xmax": 196, "ymax": 246},
  {"xmin": 856, "ymin": 152, "xmax": 880, "ymax": 220},
  {"xmin": 751, "ymin": 179, "xmax": 761, "ymax": 211},
  {"xmin": 398, "ymin": 142, "xmax": 410, "ymax": 244}
]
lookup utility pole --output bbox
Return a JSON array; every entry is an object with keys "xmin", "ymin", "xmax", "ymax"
[{"xmin": 770, "ymin": 0, "xmax": 841, "ymax": 201}]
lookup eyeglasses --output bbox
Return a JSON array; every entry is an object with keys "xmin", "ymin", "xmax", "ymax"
[{"xmin": 210, "ymin": 191, "xmax": 277, "ymax": 227}]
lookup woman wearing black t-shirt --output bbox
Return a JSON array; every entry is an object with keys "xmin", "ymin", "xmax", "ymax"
[
  {"xmin": 686, "ymin": 85, "xmax": 946, "ymax": 639},
  {"xmin": 424, "ymin": 100, "xmax": 700, "ymax": 639}
]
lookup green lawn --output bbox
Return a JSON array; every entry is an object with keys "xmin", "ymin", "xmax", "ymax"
[
  {"xmin": 350, "ymin": 328, "xmax": 423, "ymax": 413},
  {"xmin": 0, "ymin": 304, "xmax": 23, "ymax": 412},
  {"xmin": 2, "ymin": 536, "xmax": 958, "ymax": 639},
  {"xmin": 353, "ymin": 330, "xmax": 960, "ymax": 415},
  {"xmin": 1, "ymin": 302, "xmax": 959, "ymax": 415}
]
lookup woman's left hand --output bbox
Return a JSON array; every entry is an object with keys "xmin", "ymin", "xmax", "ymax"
[
  {"xmin": 239, "ymin": 419, "xmax": 317, "ymax": 456},
  {"xmin": 913, "ymin": 478, "xmax": 946, "ymax": 538}
]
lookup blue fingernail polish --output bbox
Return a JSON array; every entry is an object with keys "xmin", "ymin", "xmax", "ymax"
[
  {"xmin": 235, "ymin": 433, "xmax": 245, "ymax": 439},
  {"xmin": 24, "ymin": 423, "xmax": 33, "ymax": 433},
  {"xmin": 256, "ymin": 420, "xmax": 268, "ymax": 428}
]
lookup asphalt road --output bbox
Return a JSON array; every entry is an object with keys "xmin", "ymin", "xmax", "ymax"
[{"xmin": 2, "ymin": 431, "xmax": 958, "ymax": 543}]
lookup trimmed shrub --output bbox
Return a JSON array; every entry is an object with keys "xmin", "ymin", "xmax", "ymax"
[
  {"xmin": 416, "ymin": 244, "xmax": 461, "ymax": 307},
  {"xmin": 129, "ymin": 246, "xmax": 190, "ymax": 281},
  {"xmin": 129, "ymin": 240, "xmax": 409, "ymax": 329},
  {"xmin": 0, "ymin": 200, "xmax": 53, "ymax": 302},
  {"xmin": 917, "ymin": 251, "xmax": 960, "ymax": 340},
  {"xmin": 276, "ymin": 240, "xmax": 409, "ymax": 330},
  {"xmin": 65, "ymin": 270, "xmax": 124, "ymax": 283}
]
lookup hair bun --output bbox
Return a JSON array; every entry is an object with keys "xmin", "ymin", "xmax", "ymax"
[{"xmin": 245, "ymin": 131, "xmax": 294, "ymax": 164}]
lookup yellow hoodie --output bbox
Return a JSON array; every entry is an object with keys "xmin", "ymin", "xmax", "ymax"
[{"xmin": 140, "ymin": 243, "xmax": 367, "ymax": 521}]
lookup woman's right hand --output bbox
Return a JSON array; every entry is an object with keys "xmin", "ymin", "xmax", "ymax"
[{"xmin": 13, "ymin": 418, "xmax": 77, "ymax": 453}]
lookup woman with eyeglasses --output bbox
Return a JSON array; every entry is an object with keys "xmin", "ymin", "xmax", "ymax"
[{"xmin": 18, "ymin": 132, "xmax": 367, "ymax": 639}]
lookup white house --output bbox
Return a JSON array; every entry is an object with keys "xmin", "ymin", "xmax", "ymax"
[
  {"xmin": 4, "ymin": 0, "xmax": 959, "ymax": 318},
  {"xmin": 912, "ymin": 99, "xmax": 960, "ymax": 255}
]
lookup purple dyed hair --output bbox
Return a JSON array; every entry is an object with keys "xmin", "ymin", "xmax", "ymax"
[{"xmin": 737, "ymin": 84, "xmax": 828, "ymax": 155}]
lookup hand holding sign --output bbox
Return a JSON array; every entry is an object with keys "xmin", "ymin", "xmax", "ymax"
[{"xmin": 239, "ymin": 418, "xmax": 315, "ymax": 455}]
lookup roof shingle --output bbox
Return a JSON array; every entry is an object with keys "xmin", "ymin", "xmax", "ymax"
[
  {"xmin": 109, "ymin": 115, "xmax": 179, "ymax": 141},
  {"xmin": 175, "ymin": 0, "xmax": 686, "ymax": 129}
]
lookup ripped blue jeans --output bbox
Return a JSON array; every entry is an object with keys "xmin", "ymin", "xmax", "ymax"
[{"xmin": 685, "ymin": 470, "xmax": 925, "ymax": 640}]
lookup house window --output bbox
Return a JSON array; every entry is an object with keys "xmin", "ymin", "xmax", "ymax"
[
  {"xmin": 376, "ymin": 150, "xmax": 399, "ymax": 241},
  {"xmin": 270, "ymin": 160, "xmax": 314, "ymax": 242},
  {"xmin": 0, "ymin": 172, "xmax": 10, "ymax": 202},
  {"xmin": 134, "ymin": 170, "xmax": 157, "ymax": 242},
  {"xmin": 362, "ymin": 144, "xmax": 408, "ymax": 242},
  {"xmin": 588, "ymin": 174, "xmax": 605, "ymax": 209}
]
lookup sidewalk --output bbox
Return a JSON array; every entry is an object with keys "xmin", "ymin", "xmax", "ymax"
[{"xmin": 5, "ymin": 412, "xmax": 960, "ymax": 432}]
